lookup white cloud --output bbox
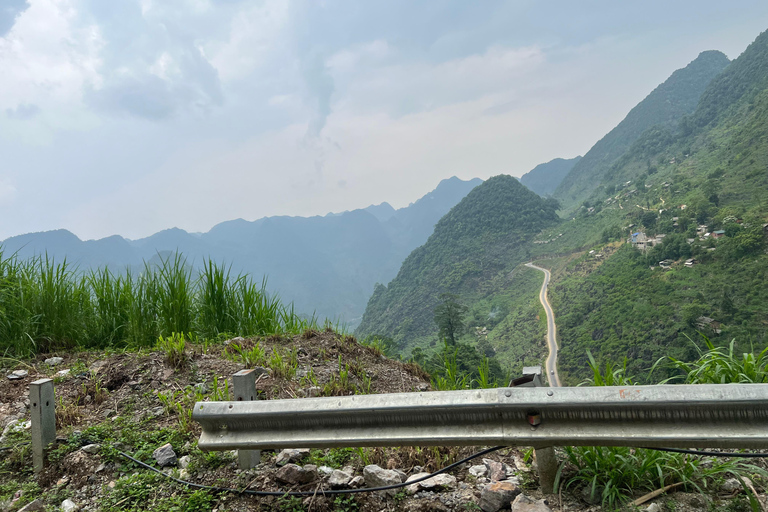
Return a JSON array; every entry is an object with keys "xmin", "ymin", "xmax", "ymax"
[
  {"xmin": 0, "ymin": 0, "xmax": 103, "ymax": 131},
  {"xmin": 205, "ymin": 0, "xmax": 290, "ymax": 83}
]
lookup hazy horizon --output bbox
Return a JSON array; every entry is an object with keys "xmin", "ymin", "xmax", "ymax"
[{"xmin": 2, "ymin": 1, "xmax": 767, "ymax": 241}]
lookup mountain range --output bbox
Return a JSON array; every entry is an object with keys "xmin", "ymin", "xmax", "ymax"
[{"xmin": 1, "ymin": 177, "xmax": 482, "ymax": 325}]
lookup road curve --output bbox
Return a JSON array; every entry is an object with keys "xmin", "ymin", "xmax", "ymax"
[{"xmin": 525, "ymin": 263, "xmax": 561, "ymax": 387}]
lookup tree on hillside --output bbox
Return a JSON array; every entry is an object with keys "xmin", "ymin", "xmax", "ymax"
[{"xmin": 434, "ymin": 293, "xmax": 468, "ymax": 346}]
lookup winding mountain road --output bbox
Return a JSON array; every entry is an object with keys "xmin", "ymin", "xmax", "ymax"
[{"xmin": 525, "ymin": 263, "xmax": 561, "ymax": 387}]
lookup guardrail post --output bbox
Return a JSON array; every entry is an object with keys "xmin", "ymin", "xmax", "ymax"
[
  {"xmin": 30, "ymin": 378, "xmax": 56, "ymax": 473},
  {"xmin": 512, "ymin": 367, "xmax": 557, "ymax": 494},
  {"xmin": 233, "ymin": 370, "xmax": 261, "ymax": 469},
  {"xmin": 528, "ymin": 367, "xmax": 557, "ymax": 494}
]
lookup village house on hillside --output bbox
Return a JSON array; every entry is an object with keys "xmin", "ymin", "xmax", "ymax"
[
  {"xmin": 697, "ymin": 316, "xmax": 723, "ymax": 334},
  {"xmin": 629, "ymin": 231, "xmax": 665, "ymax": 251}
]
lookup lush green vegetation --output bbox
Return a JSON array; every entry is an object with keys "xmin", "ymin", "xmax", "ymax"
[
  {"xmin": 357, "ymin": 176, "xmax": 558, "ymax": 343},
  {"xmin": 0, "ymin": 251, "xmax": 315, "ymax": 356},
  {"xmin": 558, "ymin": 343, "xmax": 768, "ymax": 510},
  {"xmin": 357, "ymin": 176, "xmax": 559, "ymax": 377}
]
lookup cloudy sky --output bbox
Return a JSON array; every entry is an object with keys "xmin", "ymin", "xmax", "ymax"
[{"xmin": 1, "ymin": 0, "xmax": 767, "ymax": 241}]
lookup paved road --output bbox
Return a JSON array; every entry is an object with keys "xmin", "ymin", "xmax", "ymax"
[{"xmin": 525, "ymin": 263, "xmax": 561, "ymax": 387}]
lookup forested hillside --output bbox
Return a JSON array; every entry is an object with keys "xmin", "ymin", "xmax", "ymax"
[{"xmin": 356, "ymin": 175, "xmax": 560, "ymax": 371}]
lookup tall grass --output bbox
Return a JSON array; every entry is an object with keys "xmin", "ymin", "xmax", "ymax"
[
  {"xmin": 0, "ymin": 249, "xmax": 316, "ymax": 357},
  {"xmin": 655, "ymin": 335, "xmax": 768, "ymax": 384},
  {"xmin": 561, "ymin": 344, "xmax": 768, "ymax": 510}
]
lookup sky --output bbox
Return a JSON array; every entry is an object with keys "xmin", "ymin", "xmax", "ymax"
[{"xmin": 1, "ymin": 1, "xmax": 767, "ymax": 241}]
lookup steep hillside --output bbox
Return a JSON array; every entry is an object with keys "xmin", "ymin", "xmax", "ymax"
[
  {"xmin": 356, "ymin": 175, "xmax": 560, "ymax": 364},
  {"xmin": 519, "ymin": 156, "xmax": 581, "ymax": 196},
  {"xmin": 527, "ymin": 32, "xmax": 768, "ymax": 381},
  {"xmin": 358, "ymin": 31, "xmax": 768, "ymax": 384},
  {"xmin": 1, "ymin": 177, "xmax": 482, "ymax": 325},
  {"xmin": 554, "ymin": 50, "xmax": 730, "ymax": 209}
]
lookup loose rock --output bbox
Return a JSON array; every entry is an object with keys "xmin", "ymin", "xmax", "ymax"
[
  {"xmin": 152, "ymin": 443, "xmax": 177, "ymax": 467},
  {"xmin": 18, "ymin": 499, "xmax": 45, "ymax": 512},
  {"xmin": 317, "ymin": 465, "xmax": 334, "ymax": 477},
  {"xmin": 510, "ymin": 494, "xmax": 552, "ymax": 512},
  {"xmin": 275, "ymin": 463, "xmax": 316, "ymax": 485},
  {"xmin": 275, "ymin": 448, "xmax": 310, "ymax": 466},
  {"xmin": 469, "ymin": 464, "xmax": 488, "ymax": 477},
  {"xmin": 363, "ymin": 464, "xmax": 403, "ymax": 496},
  {"xmin": 329, "ymin": 469, "xmax": 353, "ymax": 488},
  {"xmin": 405, "ymin": 473, "xmax": 457, "ymax": 494},
  {"xmin": 646, "ymin": 504, "xmax": 662, "ymax": 512},
  {"xmin": 480, "ymin": 481, "xmax": 521, "ymax": 512},
  {"xmin": 45, "ymin": 357, "xmax": 64, "ymax": 366},
  {"xmin": 81, "ymin": 444, "xmax": 101, "ymax": 455},
  {"xmin": 722, "ymin": 477, "xmax": 751, "ymax": 493},
  {"xmin": 178, "ymin": 455, "xmax": 191, "ymax": 469},
  {"xmin": 484, "ymin": 458, "xmax": 506, "ymax": 482},
  {"xmin": 7, "ymin": 370, "xmax": 28, "ymax": 380},
  {"xmin": 60, "ymin": 499, "xmax": 80, "ymax": 512}
]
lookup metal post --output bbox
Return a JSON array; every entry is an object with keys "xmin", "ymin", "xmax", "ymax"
[
  {"xmin": 524, "ymin": 367, "xmax": 557, "ymax": 494},
  {"xmin": 30, "ymin": 379, "xmax": 56, "ymax": 473},
  {"xmin": 233, "ymin": 369, "xmax": 261, "ymax": 469}
]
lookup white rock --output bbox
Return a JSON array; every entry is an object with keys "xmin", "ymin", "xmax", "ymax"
[
  {"xmin": 7, "ymin": 370, "xmax": 28, "ymax": 380},
  {"xmin": 178, "ymin": 455, "xmax": 191, "ymax": 469},
  {"xmin": 328, "ymin": 469, "xmax": 353, "ymax": 488},
  {"xmin": 81, "ymin": 444, "xmax": 101, "ymax": 455},
  {"xmin": 317, "ymin": 465, "xmax": 334, "ymax": 476},
  {"xmin": 645, "ymin": 504, "xmax": 662, "ymax": 512},
  {"xmin": 61, "ymin": 499, "xmax": 80, "ymax": 512},
  {"xmin": 469, "ymin": 464, "xmax": 488, "ymax": 477},
  {"xmin": 275, "ymin": 448, "xmax": 310, "ymax": 466},
  {"xmin": 405, "ymin": 472, "xmax": 457, "ymax": 494},
  {"xmin": 45, "ymin": 357, "xmax": 64, "ymax": 366},
  {"xmin": 363, "ymin": 464, "xmax": 402, "ymax": 496},
  {"xmin": 55, "ymin": 369, "xmax": 71, "ymax": 378},
  {"xmin": 405, "ymin": 472, "xmax": 432, "ymax": 494}
]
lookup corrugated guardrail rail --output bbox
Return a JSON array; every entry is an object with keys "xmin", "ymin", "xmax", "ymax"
[{"xmin": 193, "ymin": 384, "xmax": 768, "ymax": 451}]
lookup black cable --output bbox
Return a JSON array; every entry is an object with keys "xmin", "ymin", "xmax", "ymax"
[
  {"xmin": 117, "ymin": 445, "xmax": 505, "ymax": 497},
  {"xmin": 0, "ymin": 441, "xmax": 30, "ymax": 452},
  {"xmin": 643, "ymin": 447, "xmax": 768, "ymax": 458}
]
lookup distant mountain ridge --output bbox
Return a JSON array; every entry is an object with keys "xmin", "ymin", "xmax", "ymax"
[
  {"xmin": 1, "ymin": 177, "xmax": 483, "ymax": 325},
  {"xmin": 519, "ymin": 156, "xmax": 581, "ymax": 196}
]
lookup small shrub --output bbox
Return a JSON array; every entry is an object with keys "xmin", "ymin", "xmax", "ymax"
[{"xmin": 157, "ymin": 332, "xmax": 188, "ymax": 369}]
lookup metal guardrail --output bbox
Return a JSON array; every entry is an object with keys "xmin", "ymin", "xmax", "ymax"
[{"xmin": 193, "ymin": 384, "xmax": 768, "ymax": 451}]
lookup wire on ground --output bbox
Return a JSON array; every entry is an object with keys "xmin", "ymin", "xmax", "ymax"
[{"xmin": 115, "ymin": 446, "xmax": 768, "ymax": 498}]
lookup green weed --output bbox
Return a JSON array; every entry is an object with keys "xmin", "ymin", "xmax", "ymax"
[
  {"xmin": 656, "ymin": 335, "xmax": 768, "ymax": 384},
  {"xmin": 156, "ymin": 333, "xmax": 188, "ymax": 369}
]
